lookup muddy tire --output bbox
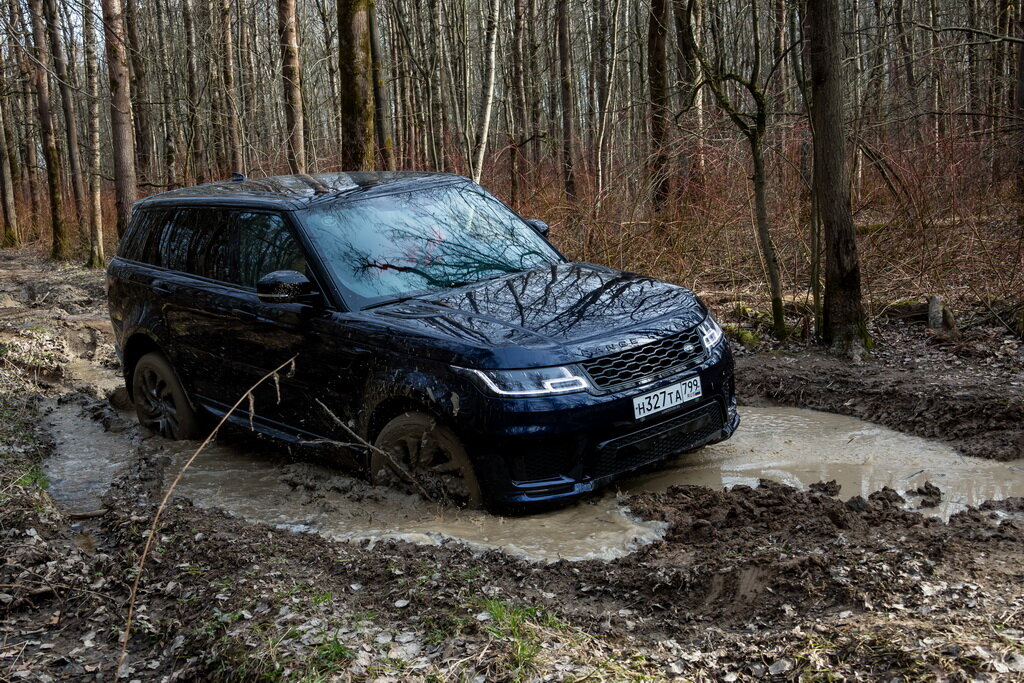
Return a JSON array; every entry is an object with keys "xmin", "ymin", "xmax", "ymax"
[
  {"xmin": 371, "ymin": 412, "xmax": 483, "ymax": 509},
  {"xmin": 131, "ymin": 352, "xmax": 202, "ymax": 440}
]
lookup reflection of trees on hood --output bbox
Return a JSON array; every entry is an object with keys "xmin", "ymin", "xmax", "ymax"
[{"xmin": 443, "ymin": 266, "xmax": 698, "ymax": 338}]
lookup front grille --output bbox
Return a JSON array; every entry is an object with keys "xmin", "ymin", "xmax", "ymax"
[
  {"xmin": 581, "ymin": 327, "xmax": 706, "ymax": 391},
  {"xmin": 589, "ymin": 402, "xmax": 723, "ymax": 480}
]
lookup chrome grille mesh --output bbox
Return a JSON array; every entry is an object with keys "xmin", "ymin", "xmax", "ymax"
[{"xmin": 581, "ymin": 327, "xmax": 705, "ymax": 391}]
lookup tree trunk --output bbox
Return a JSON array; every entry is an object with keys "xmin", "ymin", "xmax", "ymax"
[
  {"xmin": 369, "ymin": 2, "xmax": 394, "ymax": 170},
  {"xmin": 27, "ymin": 0, "xmax": 68, "ymax": 259},
  {"xmin": 750, "ymin": 134, "xmax": 787, "ymax": 340},
  {"xmin": 470, "ymin": 0, "xmax": 500, "ymax": 183},
  {"xmin": 338, "ymin": 0, "xmax": 375, "ymax": 171},
  {"xmin": 102, "ymin": 0, "xmax": 138, "ymax": 239},
  {"xmin": 43, "ymin": 0, "xmax": 85, "ymax": 220},
  {"xmin": 1014, "ymin": 15, "xmax": 1024, "ymax": 209},
  {"xmin": 557, "ymin": 0, "xmax": 576, "ymax": 200},
  {"xmin": 804, "ymin": 0, "xmax": 870, "ymax": 352},
  {"xmin": 221, "ymin": 0, "xmax": 243, "ymax": 173},
  {"xmin": 182, "ymin": 0, "xmax": 203, "ymax": 183},
  {"xmin": 0, "ymin": 101, "xmax": 18, "ymax": 248},
  {"xmin": 84, "ymin": 0, "xmax": 104, "ymax": 267},
  {"xmin": 278, "ymin": 0, "xmax": 306, "ymax": 173},
  {"xmin": 647, "ymin": 0, "xmax": 670, "ymax": 208},
  {"xmin": 125, "ymin": 0, "xmax": 152, "ymax": 181}
]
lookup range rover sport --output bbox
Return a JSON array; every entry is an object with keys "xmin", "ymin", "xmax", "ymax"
[{"xmin": 107, "ymin": 172, "xmax": 739, "ymax": 509}]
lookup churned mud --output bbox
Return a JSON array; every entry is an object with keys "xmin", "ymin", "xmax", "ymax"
[{"xmin": 3, "ymin": 250, "xmax": 1024, "ymax": 679}]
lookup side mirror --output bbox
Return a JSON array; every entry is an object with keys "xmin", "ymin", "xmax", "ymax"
[
  {"xmin": 256, "ymin": 270, "xmax": 316, "ymax": 304},
  {"xmin": 525, "ymin": 218, "xmax": 550, "ymax": 238}
]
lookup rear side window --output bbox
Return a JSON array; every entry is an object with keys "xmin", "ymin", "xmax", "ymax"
[
  {"xmin": 117, "ymin": 209, "xmax": 171, "ymax": 263},
  {"xmin": 236, "ymin": 212, "xmax": 306, "ymax": 288},
  {"xmin": 158, "ymin": 208, "xmax": 233, "ymax": 276}
]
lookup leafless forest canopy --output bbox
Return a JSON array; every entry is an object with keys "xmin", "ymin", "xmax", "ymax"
[{"xmin": 1, "ymin": 0, "xmax": 1022, "ymax": 327}]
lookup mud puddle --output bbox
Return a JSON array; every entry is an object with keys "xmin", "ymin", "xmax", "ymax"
[{"xmin": 44, "ymin": 403, "xmax": 1024, "ymax": 562}]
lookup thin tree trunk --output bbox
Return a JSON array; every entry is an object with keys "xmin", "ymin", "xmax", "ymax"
[
  {"xmin": 338, "ymin": 0, "xmax": 374, "ymax": 170},
  {"xmin": 471, "ymin": 0, "xmax": 500, "ymax": 183},
  {"xmin": 0, "ymin": 102, "xmax": 18, "ymax": 248},
  {"xmin": 648, "ymin": 0, "xmax": 670, "ymax": 208},
  {"xmin": 102, "ymin": 0, "xmax": 137, "ymax": 238},
  {"xmin": 221, "ymin": 0, "xmax": 242, "ymax": 173},
  {"xmin": 557, "ymin": 0, "xmax": 576, "ymax": 200},
  {"xmin": 369, "ymin": 2, "xmax": 394, "ymax": 170},
  {"xmin": 27, "ymin": 0, "xmax": 68, "ymax": 258},
  {"xmin": 84, "ymin": 0, "xmax": 104, "ymax": 267},
  {"xmin": 1015, "ymin": 14, "xmax": 1024, "ymax": 208},
  {"xmin": 125, "ymin": 0, "xmax": 152, "ymax": 181},
  {"xmin": 278, "ymin": 0, "xmax": 306, "ymax": 173},
  {"xmin": 43, "ymin": 0, "xmax": 85, "ymax": 219},
  {"xmin": 182, "ymin": 0, "xmax": 202, "ymax": 182},
  {"xmin": 750, "ymin": 134, "xmax": 787, "ymax": 340},
  {"xmin": 804, "ymin": 0, "xmax": 870, "ymax": 352}
]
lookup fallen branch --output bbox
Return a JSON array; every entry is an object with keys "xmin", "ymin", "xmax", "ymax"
[
  {"xmin": 116, "ymin": 356, "xmax": 297, "ymax": 678},
  {"xmin": 313, "ymin": 399, "xmax": 438, "ymax": 503}
]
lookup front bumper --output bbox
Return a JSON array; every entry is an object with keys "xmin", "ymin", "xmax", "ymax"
[{"xmin": 461, "ymin": 342, "xmax": 739, "ymax": 508}]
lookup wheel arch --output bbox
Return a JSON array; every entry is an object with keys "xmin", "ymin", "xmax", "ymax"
[{"xmin": 121, "ymin": 332, "xmax": 166, "ymax": 400}]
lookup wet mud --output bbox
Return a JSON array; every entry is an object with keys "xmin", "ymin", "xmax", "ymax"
[
  {"xmin": 41, "ymin": 394, "xmax": 1024, "ymax": 561},
  {"xmin": 4, "ymin": 251, "xmax": 1024, "ymax": 680}
]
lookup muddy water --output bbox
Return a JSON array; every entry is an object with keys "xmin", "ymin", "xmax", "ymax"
[{"xmin": 45, "ymin": 404, "xmax": 1024, "ymax": 562}]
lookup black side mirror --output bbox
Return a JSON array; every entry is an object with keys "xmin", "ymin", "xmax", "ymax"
[
  {"xmin": 525, "ymin": 218, "xmax": 550, "ymax": 238},
  {"xmin": 256, "ymin": 270, "xmax": 316, "ymax": 304}
]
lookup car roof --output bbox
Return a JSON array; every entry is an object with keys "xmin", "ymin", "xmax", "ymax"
[{"xmin": 133, "ymin": 171, "xmax": 468, "ymax": 211}]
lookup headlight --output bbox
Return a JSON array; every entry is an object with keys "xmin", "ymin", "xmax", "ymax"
[
  {"xmin": 698, "ymin": 315, "xmax": 723, "ymax": 349},
  {"xmin": 458, "ymin": 365, "xmax": 591, "ymax": 397}
]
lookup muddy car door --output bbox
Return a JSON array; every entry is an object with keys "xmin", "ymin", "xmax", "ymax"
[{"xmin": 225, "ymin": 211, "xmax": 360, "ymax": 443}]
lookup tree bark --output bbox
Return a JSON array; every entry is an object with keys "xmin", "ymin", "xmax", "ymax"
[
  {"xmin": 124, "ymin": 0, "xmax": 152, "ymax": 181},
  {"xmin": 278, "ymin": 0, "xmax": 306, "ymax": 173},
  {"xmin": 369, "ymin": 2, "xmax": 394, "ymax": 170},
  {"xmin": 804, "ymin": 0, "xmax": 870, "ymax": 352},
  {"xmin": 27, "ymin": 0, "xmax": 68, "ymax": 258},
  {"xmin": 338, "ymin": 0, "xmax": 375, "ymax": 171},
  {"xmin": 557, "ymin": 0, "xmax": 576, "ymax": 200},
  {"xmin": 102, "ymin": 0, "xmax": 138, "ymax": 239},
  {"xmin": 647, "ymin": 0, "xmax": 670, "ymax": 207},
  {"xmin": 43, "ymin": 0, "xmax": 85, "ymax": 220},
  {"xmin": 221, "ymin": 0, "xmax": 243, "ymax": 173},
  {"xmin": 84, "ymin": 0, "xmax": 104, "ymax": 267},
  {"xmin": 470, "ymin": 0, "xmax": 500, "ymax": 183},
  {"xmin": 0, "ymin": 101, "xmax": 18, "ymax": 248}
]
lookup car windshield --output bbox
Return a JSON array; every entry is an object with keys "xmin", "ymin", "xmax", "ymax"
[{"xmin": 299, "ymin": 182, "xmax": 563, "ymax": 308}]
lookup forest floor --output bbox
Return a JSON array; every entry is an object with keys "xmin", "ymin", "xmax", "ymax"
[{"xmin": 1, "ymin": 249, "xmax": 1023, "ymax": 681}]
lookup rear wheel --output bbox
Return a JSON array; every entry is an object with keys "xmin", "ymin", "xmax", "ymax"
[
  {"xmin": 131, "ymin": 352, "xmax": 201, "ymax": 440},
  {"xmin": 371, "ymin": 412, "xmax": 483, "ymax": 508}
]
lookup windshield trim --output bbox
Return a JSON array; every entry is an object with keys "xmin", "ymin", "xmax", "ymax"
[{"xmin": 294, "ymin": 184, "xmax": 567, "ymax": 312}]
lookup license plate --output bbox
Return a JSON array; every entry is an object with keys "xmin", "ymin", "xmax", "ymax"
[{"xmin": 632, "ymin": 376, "xmax": 702, "ymax": 420}]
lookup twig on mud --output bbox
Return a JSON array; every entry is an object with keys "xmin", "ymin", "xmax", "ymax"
[
  {"xmin": 116, "ymin": 356, "xmax": 297, "ymax": 678},
  {"xmin": 312, "ymin": 399, "xmax": 437, "ymax": 503}
]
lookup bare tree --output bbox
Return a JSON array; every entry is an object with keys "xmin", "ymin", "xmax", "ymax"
[
  {"xmin": 220, "ymin": 0, "xmax": 243, "ymax": 173},
  {"xmin": 557, "ymin": 0, "xmax": 576, "ymax": 200},
  {"xmin": 27, "ymin": 0, "xmax": 68, "ymax": 258},
  {"xmin": 804, "ymin": 0, "xmax": 869, "ymax": 352},
  {"xmin": 338, "ymin": 0, "xmax": 373, "ymax": 170},
  {"xmin": 470, "ymin": 0, "xmax": 500, "ymax": 184},
  {"xmin": 279, "ymin": 0, "xmax": 306, "ymax": 173},
  {"xmin": 43, "ymin": 0, "xmax": 85, "ymax": 218},
  {"xmin": 102, "ymin": 0, "xmax": 137, "ymax": 238},
  {"xmin": 648, "ymin": 0, "xmax": 670, "ymax": 207},
  {"xmin": 0, "ymin": 101, "xmax": 18, "ymax": 248},
  {"xmin": 84, "ymin": 0, "xmax": 104, "ymax": 267}
]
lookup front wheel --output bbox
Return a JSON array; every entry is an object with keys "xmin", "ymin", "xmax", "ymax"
[
  {"xmin": 371, "ymin": 412, "xmax": 483, "ymax": 508},
  {"xmin": 131, "ymin": 352, "xmax": 202, "ymax": 440}
]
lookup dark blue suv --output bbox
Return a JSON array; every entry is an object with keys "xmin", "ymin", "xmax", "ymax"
[{"xmin": 107, "ymin": 173, "xmax": 739, "ymax": 509}]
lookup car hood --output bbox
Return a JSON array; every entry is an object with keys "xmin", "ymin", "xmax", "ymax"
[{"xmin": 360, "ymin": 262, "xmax": 707, "ymax": 368}]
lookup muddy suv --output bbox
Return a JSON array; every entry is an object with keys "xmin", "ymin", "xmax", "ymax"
[{"xmin": 108, "ymin": 172, "xmax": 739, "ymax": 509}]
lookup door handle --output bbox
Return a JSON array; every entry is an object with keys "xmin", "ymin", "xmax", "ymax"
[{"xmin": 151, "ymin": 279, "xmax": 171, "ymax": 295}]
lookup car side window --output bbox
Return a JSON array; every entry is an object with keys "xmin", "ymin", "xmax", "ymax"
[
  {"xmin": 118, "ymin": 209, "xmax": 171, "ymax": 264},
  {"xmin": 236, "ymin": 212, "xmax": 306, "ymax": 289}
]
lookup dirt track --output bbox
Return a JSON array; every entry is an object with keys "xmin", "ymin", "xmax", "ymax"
[{"xmin": 2, "ymin": 250, "xmax": 1024, "ymax": 680}]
